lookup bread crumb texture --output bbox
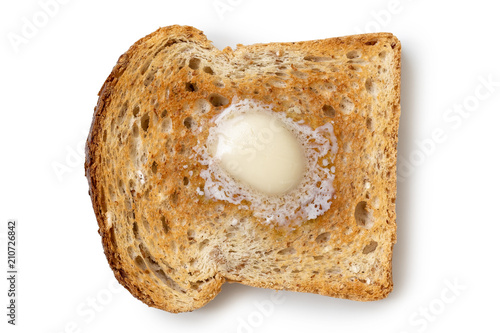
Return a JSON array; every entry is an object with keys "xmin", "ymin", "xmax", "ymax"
[{"xmin": 85, "ymin": 25, "xmax": 401, "ymax": 313}]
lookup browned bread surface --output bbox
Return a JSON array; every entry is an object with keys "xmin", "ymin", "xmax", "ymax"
[{"xmin": 85, "ymin": 25, "xmax": 401, "ymax": 313}]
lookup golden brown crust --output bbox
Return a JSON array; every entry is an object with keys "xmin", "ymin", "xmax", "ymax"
[{"xmin": 85, "ymin": 25, "xmax": 401, "ymax": 312}]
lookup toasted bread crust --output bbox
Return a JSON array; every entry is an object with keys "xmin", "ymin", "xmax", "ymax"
[{"xmin": 85, "ymin": 25, "xmax": 400, "ymax": 312}]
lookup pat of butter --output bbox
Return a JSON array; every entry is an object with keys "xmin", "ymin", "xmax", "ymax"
[{"xmin": 209, "ymin": 112, "xmax": 306, "ymax": 195}]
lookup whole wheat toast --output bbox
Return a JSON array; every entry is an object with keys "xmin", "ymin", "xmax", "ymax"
[{"xmin": 85, "ymin": 25, "xmax": 401, "ymax": 313}]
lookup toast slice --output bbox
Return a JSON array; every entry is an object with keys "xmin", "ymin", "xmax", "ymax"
[{"xmin": 85, "ymin": 25, "xmax": 401, "ymax": 313}]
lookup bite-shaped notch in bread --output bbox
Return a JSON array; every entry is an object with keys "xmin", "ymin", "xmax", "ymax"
[{"xmin": 85, "ymin": 25, "xmax": 401, "ymax": 313}]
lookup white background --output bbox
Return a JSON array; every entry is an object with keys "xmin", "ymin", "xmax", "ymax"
[{"xmin": 1, "ymin": 0, "xmax": 499, "ymax": 332}]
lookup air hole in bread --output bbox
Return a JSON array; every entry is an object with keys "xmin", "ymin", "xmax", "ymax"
[
  {"xmin": 211, "ymin": 78, "xmax": 224, "ymax": 88},
  {"xmin": 208, "ymin": 93, "xmax": 229, "ymax": 107},
  {"xmin": 118, "ymin": 100, "xmax": 129, "ymax": 119},
  {"xmin": 290, "ymin": 70, "xmax": 308, "ymax": 79},
  {"xmin": 161, "ymin": 117, "xmax": 172, "ymax": 133},
  {"xmin": 151, "ymin": 161, "xmax": 158, "ymax": 174},
  {"xmin": 315, "ymin": 232, "xmax": 331, "ymax": 244},
  {"xmin": 141, "ymin": 113, "xmax": 150, "ymax": 132},
  {"xmin": 339, "ymin": 97, "xmax": 354, "ymax": 114},
  {"xmin": 328, "ymin": 65, "xmax": 339, "ymax": 73},
  {"xmin": 379, "ymin": 51, "xmax": 387, "ymax": 60},
  {"xmin": 355, "ymin": 201, "xmax": 373, "ymax": 228},
  {"xmin": 144, "ymin": 68, "xmax": 157, "ymax": 87},
  {"xmin": 188, "ymin": 257, "xmax": 197, "ymax": 267},
  {"xmin": 348, "ymin": 64, "xmax": 362, "ymax": 72},
  {"xmin": 189, "ymin": 281, "xmax": 201, "ymax": 290},
  {"xmin": 108, "ymin": 185, "xmax": 116, "ymax": 203},
  {"xmin": 182, "ymin": 177, "xmax": 189, "ymax": 186},
  {"xmin": 118, "ymin": 179, "xmax": 126, "ymax": 195},
  {"xmin": 185, "ymin": 82, "xmax": 198, "ymax": 92},
  {"xmin": 366, "ymin": 117, "xmax": 374, "ymax": 131},
  {"xmin": 140, "ymin": 59, "xmax": 152, "ymax": 75},
  {"xmin": 269, "ymin": 78, "xmax": 287, "ymax": 88},
  {"xmin": 346, "ymin": 50, "xmax": 361, "ymax": 59},
  {"xmin": 363, "ymin": 240, "xmax": 378, "ymax": 254},
  {"xmin": 126, "ymin": 246, "xmax": 135, "ymax": 259},
  {"xmin": 194, "ymin": 99, "xmax": 211, "ymax": 114},
  {"xmin": 203, "ymin": 66, "xmax": 214, "ymax": 75},
  {"xmin": 177, "ymin": 144, "xmax": 187, "ymax": 155},
  {"xmin": 188, "ymin": 58, "xmax": 201, "ymax": 70},
  {"xmin": 348, "ymin": 58, "xmax": 366, "ymax": 65},
  {"xmin": 322, "ymin": 105, "xmax": 336, "ymax": 118},
  {"xmin": 160, "ymin": 109, "xmax": 168, "ymax": 118},
  {"xmin": 210, "ymin": 247, "xmax": 226, "ymax": 265},
  {"xmin": 141, "ymin": 217, "xmax": 150, "ymax": 232},
  {"xmin": 132, "ymin": 222, "xmax": 140, "ymax": 240},
  {"xmin": 199, "ymin": 239, "xmax": 209, "ymax": 250},
  {"xmin": 304, "ymin": 55, "xmax": 331, "ymax": 62},
  {"xmin": 277, "ymin": 247, "xmax": 296, "ymax": 255},
  {"xmin": 170, "ymin": 191, "xmax": 179, "ymax": 205},
  {"xmin": 108, "ymin": 226, "xmax": 117, "ymax": 248},
  {"xmin": 155, "ymin": 268, "xmax": 185, "ymax": 293},
  {"xmin": 139, "ymin": 244, "xmax": 160, "ymax": 270},
  {"xmin": 187, "ymin": 229, "xmax": 196, "ymax": 243},
  {"xmin": 365, "ymin": 39, "xmax": 378, "ymax": 46},
  {"xmin": 132, "ymin": 123, "xmax": 140, "ymax": 138},
  {"xmin": 183, "ymin": 116, "xmax": 196, "ymax": 130},
  {"xmin": 134, "ymin": 256, "xmax": 148, "ymax": 271},
  {"xmin": 128, "ymin": 178, "xmax": 136, "ymax": 191},
  {"xmin": 99, "ymin": 185, "xmax": 107, "ymax": 214},
  {"xmin": 132, "ymin": 105, "xmax": 140, "ymax": 117},
  {"xmin": 102, "ymin": 130, "xmax": 107, "ymax": 143},
  {"xmin": 326, "ymin": 267, "xmax": 341, "ymax": 275},
  {"xmin": 160, "ymin": 216, "xmax": 170, "ymax": 234},
  {"xmin": 365, "ymin": 78, "xmax": 377, "ymax": 96},
  {"xmin": 313, "ymin": 255, "xmax": 324, "ymax": 260}
]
